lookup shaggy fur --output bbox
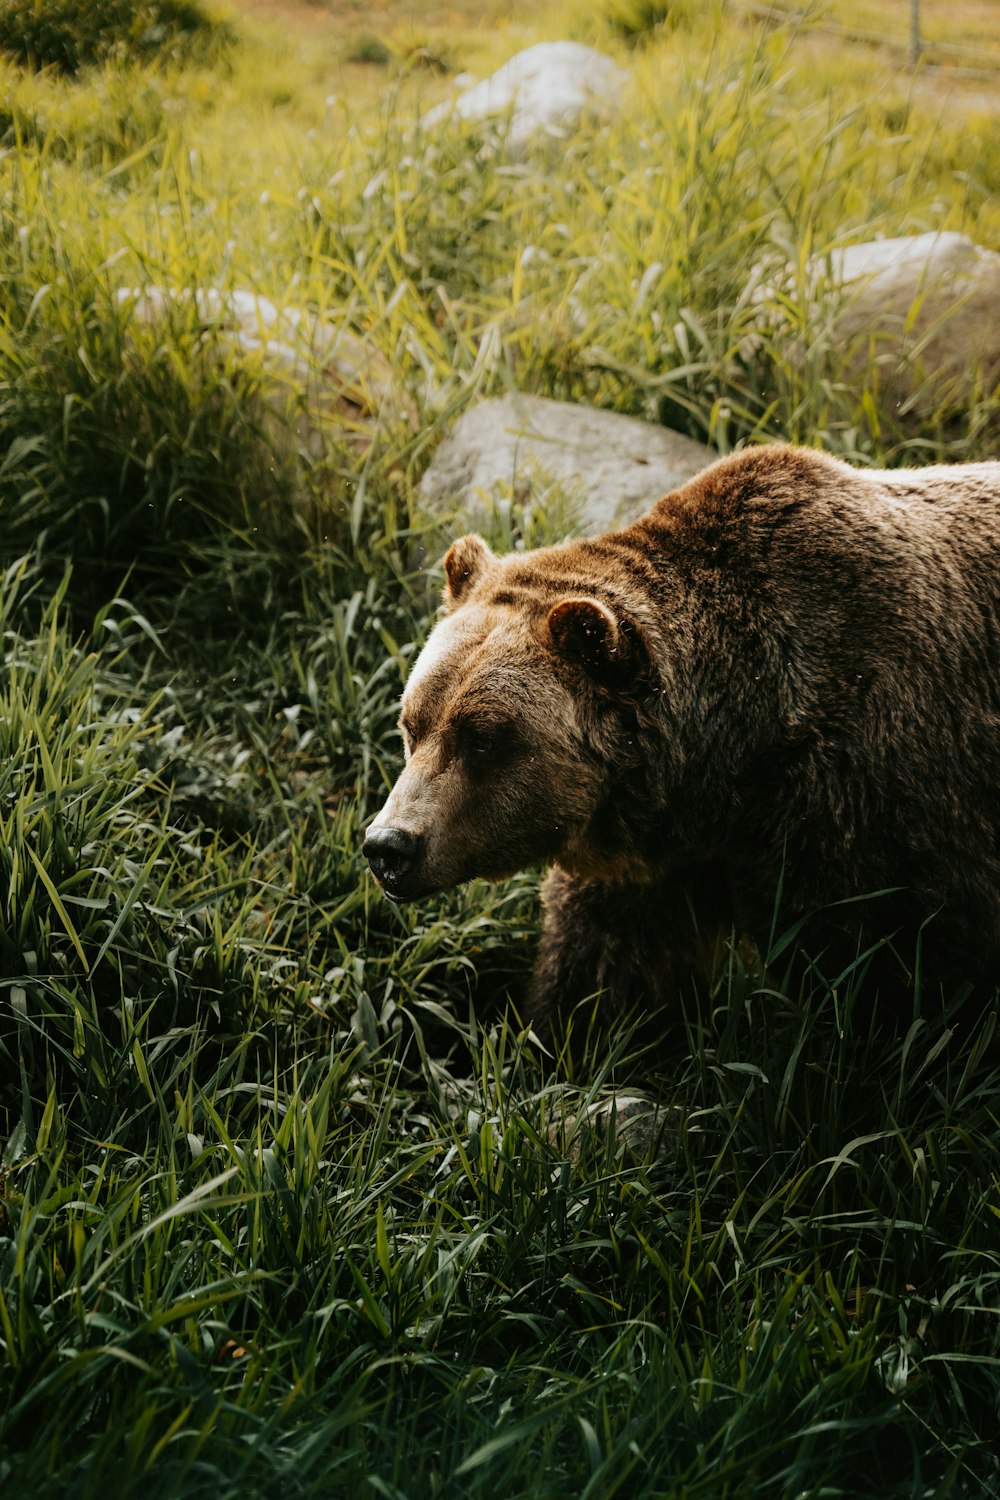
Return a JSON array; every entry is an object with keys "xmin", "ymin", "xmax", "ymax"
[{"xmin": 364, "ymin": 445, "xmax": 1000, "ymax": 1030}]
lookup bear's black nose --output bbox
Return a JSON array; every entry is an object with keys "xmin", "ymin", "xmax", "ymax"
[{"xmin": 363, "ymin": 825, "xmax": 424, "ymax": 891}]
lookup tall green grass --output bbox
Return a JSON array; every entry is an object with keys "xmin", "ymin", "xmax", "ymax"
[{"xmin": 0, "ymin": 1, "xmax": 998, "ymax": 1494}]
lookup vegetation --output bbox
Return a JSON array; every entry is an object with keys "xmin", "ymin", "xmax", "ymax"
[
  {"xmin": 0, "ymin": 0, "xmax": 999, "ymax": 1494},
  {"xmin": 0, "ymin": 0, "xmax": 230, "ymax": 74}
]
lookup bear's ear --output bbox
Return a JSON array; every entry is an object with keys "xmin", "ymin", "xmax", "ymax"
[
  {"xmin": 443, "ymin": 535, "xmax": 495, "ymax": 608},
  {"xmin": 546, "ymin": 596, "xmax": 645, "ymax": 682}
]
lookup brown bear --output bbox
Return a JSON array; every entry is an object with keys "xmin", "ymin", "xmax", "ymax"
[{"xmin": 363, "ymin": 444, "xmax": 1000, "ymax": 1031}]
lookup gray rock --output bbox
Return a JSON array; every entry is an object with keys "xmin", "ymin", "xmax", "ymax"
[
  {"xmin": 423, "ymin": 41, "xmax": 629, "ymax": 151},
  {"xmin": 554, "ymin": 1092, "xmax": 677, "ymax": 1163},
  {"xmin": 750, "ymin": 231, "xmax": 1000, "ymax": 417},
  {"xmin": 419, "ymin": 394, "xmax": 715, "ymax": 536},
  {"xmin": 116, "ymin": 286, "xmax": 416, "ymax": 455}
]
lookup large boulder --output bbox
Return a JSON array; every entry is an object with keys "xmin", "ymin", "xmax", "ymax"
[
  {"xmin": 116, "ymin": 286, "xmax": 416, "ymax": 454},
  {"xmin": 423, "ymin": 41, "xmax": 629, "ymax": 151},
  {"xmin": 419, "ymin": 393, "xmax": 715, "ymax": 535},
  {"xmin": 751, "ymin": 231, "xmax": 1000, "ymax": 417}
]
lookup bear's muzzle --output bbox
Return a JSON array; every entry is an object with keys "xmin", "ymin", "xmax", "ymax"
[{"xmin": 362, "ymin": 824, "xmax": 425, "ymax": 900}]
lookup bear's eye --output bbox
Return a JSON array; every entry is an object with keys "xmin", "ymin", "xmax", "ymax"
[
  {"xmin": 465, "ymin": 728, "xmax": 493, "ymax": 756},
  {"xmin": 400, "ymin": 718, "xmax": 419, "ymax": 757},
  {"xmin": 457, "ymin": 721, "xmax": 515, "ymax": 763}
]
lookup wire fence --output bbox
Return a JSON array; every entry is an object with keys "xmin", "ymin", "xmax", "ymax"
[{"xmin": 731, "ymin": 0, "xmax": 1000, "ymax": 80}]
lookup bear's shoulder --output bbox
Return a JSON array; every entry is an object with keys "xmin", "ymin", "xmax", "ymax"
[{"xmin": 650, "ymin": 444, "xmax": 851, "ymax": 526}]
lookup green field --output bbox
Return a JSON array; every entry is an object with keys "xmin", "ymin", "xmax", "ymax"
[{"xmin": 1, "ymin": 1, "xmax": 999, "ymax": 1495}]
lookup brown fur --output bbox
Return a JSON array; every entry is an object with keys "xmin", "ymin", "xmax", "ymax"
[{"xmin": 364, "ymin": 444, "xmax": 1000, "ymax": 1030}]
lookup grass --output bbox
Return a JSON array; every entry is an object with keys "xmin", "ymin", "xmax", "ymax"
[
  {"xmin": 0, "ymin": 0, "xmax": 232, "ymax": 75},
  {"xmin": 745, "ymin": 0, "xmax": 1000, "ymax": 73},
  {"xmin": 0, "ymin": 0, "xmax": 999, "ymax": 1494}
]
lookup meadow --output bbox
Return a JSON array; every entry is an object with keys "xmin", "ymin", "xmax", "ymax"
[{"xmin": 1, "ymin": 0, "xmax": 1000, "ymax": 1494}]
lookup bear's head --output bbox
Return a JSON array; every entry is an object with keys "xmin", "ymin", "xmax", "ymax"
[{"xmin": 363, "ymin": 533, "xmax": 657, "ymax": 900}]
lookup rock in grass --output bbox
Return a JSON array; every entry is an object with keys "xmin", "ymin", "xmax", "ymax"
[
  {"xmin": 555, "ymin": 1092, "xmax": 677, "ymax": 1164},
  {"xmin": 420, "ymin": 394, "xmax": 715, "ymax": 535},
  {"xmin": 423, "ymin": 41, "xmax": 629, "ymax": 150},
  {"xmin": 751, "ymin": 231, "xmax": 1000, "ymax": 418},
  {"xmin": 116, "ymin": 286, "xmax": 416, "ymax": 455}
]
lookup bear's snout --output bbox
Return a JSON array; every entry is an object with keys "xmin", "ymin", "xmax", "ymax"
[{"xmin": 363, "ymin": 825, "xmax": 425, "ymax": 898}]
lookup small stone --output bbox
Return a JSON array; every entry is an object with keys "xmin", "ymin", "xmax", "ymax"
[{"xmin": 554, "ymin": 1092, "xmax": 677, "ymax": 1163}]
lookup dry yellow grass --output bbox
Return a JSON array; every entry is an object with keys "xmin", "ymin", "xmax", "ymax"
[
  {"xmin": 222, "ymin": 0, "xmax": 999, "ymax": 121},
  {"xmin": 216, "ymin": 0, "xmax": 544, "ymax": 116}
]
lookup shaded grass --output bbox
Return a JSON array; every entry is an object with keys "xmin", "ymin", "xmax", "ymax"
[{"xmin": 4, "ymin": 964, "xmax": 1000, "ymax": 1496}]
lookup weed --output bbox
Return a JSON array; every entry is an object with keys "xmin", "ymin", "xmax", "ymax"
[{"xmin": 344, "ymin": 32, "xmax": 392, "ymax": 68}]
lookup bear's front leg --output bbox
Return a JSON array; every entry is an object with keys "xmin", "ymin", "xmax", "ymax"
[{"xmin": 526, "ymin": 863, "xmax": 731, "ymax": 1040}]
